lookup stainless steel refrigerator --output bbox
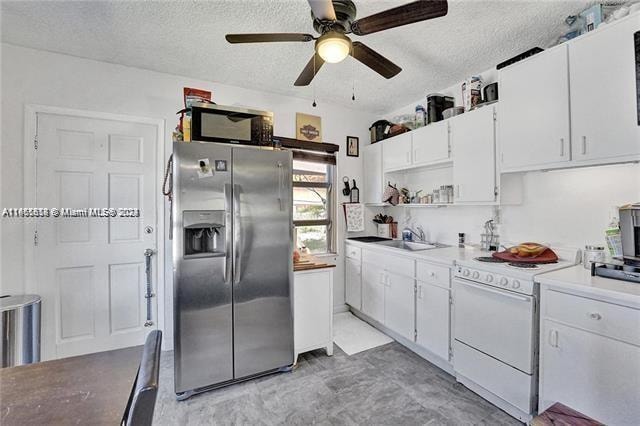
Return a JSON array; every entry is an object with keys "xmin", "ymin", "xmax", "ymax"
[{"xmin": 172, "ymin": 141, "xmax": 293, "ymax": 399}]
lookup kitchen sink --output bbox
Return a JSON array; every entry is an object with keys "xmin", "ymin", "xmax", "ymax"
[{"xmin": 373, "ymin": 240, "xmax": 447, "ymax": 251}]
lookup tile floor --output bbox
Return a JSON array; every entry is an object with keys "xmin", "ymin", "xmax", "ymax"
[{"xmin": 154, "ymin": 342, "xmax": 521, "ymax": 425}]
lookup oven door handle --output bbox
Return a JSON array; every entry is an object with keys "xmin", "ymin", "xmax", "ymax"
[{"xmin": 454, "ymin": 278, "xmax": 531, "ymax": 303}]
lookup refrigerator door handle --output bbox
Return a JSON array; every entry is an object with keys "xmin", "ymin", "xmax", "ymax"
[
  {"xmin": 224, "ymin": 183, "xmax": 232, "ymax": 284},
  {"xmin": 233, "ymin": 184, "xmax": 242, "ymax": 285}
]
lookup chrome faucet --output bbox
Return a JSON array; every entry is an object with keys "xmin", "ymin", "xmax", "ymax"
[{"xmin": 403, "ymin": 225, "xmax": 426, "ymax": 242}]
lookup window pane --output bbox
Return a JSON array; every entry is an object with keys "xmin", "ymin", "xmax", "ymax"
[
  {"xmin": 293, "ymin": 160, "xmax": 328, "ymax": 183},
  {"xmin": 296, "ymin": 225, "xmax": 328, "ymax": 254},
  {"xmin": 293, "ymin": 187, "xmax": 327, "ymax": 220}
]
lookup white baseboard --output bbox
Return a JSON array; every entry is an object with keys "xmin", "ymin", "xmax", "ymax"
[{"xmin": 333, "ymin": 304, "xmax": 349, "ymax": 314}]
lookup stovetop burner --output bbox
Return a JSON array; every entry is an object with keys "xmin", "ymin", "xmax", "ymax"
[
  {"xmin": 474, "ymin": 256, "xmax": 505, "ymax": 263},
  {"xmin": 508, "ymin": 262, "xmax": 539, "ymax": 269}
]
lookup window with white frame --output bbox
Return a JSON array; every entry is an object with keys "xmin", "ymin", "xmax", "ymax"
[{"xmin": 292, "ymin": 152, "xmax": 335, "ymax": 254}]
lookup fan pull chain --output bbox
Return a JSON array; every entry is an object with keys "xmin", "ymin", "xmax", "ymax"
[
  {"xmin": 351, "ymin": 44, "xmax": 355, "ymax": 101},
  {"xmin": 312, "ymin": 54, "xmax": 317, "ymax": 107}
]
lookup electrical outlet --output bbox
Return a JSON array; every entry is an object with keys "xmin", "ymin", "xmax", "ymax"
[{"xmin": 492, "ymin": 206, "xmax": 501, "ymax": 224}]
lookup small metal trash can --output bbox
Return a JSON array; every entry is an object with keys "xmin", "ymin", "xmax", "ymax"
[{"xmin": 1, "ymin": 295, "xmax": 41, "ymax": 368}]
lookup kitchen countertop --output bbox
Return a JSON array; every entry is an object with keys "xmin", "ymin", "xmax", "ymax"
[
  {"xmin": 345, "ymin": 239, "xmax": 487, "ymax": 266},
  {"xmin": 537, "ymin": 265, "xmax": 640, "ymax": 308},
  {"xmin": 294, "ymin": 254, "xmax": 336, "ymax": 272}
]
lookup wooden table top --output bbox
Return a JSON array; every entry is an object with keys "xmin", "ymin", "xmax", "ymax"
[{"xmin": 1, "ymin": 346, "xmax": 142, "ymax": 425}]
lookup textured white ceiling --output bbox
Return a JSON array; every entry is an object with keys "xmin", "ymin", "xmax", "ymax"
[{"xmin": 1, "ymin": 0, "xmax": 597, "ymax": 114}]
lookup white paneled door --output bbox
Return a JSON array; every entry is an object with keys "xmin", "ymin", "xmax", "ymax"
[{"xmin": 33, "ymin": 112, "xmax": 159, "ymax": 360}]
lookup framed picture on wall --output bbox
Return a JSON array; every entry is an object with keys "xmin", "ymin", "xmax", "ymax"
[
  {"xmin": 296, "ymin": 113, "xmax": 322, "ymax": 142},
  {"xmin": 346, "ymin": 136, "xmax": 359, "ymax": 157}
]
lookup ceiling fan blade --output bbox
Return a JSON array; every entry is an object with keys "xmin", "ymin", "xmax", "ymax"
[
  {"xmin": 225, "ymin": 33, "xmax": 315, "ymax": 44},
  {"xmin": 294, "ymin": 53, "xmax": 325, "ymax": 86},
  {"xmin": 307, "ymin": 0, "xmax": 337, "ymax": 21},
  {"xmin": 351, "ymin": 0, "xmax": 448, "ymax": 36},
  {"xmin": 350, "ymin": 42, "xmax": 401, "ymax": 79}
]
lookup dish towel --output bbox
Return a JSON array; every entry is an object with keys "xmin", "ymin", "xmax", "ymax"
[{"xmin": 344, "ymin": 203, "xmax": 365, "ymax": 232}]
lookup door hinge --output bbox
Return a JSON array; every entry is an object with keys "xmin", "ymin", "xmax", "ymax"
[
  {"xmin": 414, "ymin": 329, "xmax": 418, "ymax": 341},
  {"xmin": 33, "ymin": 230, "xmax": 38, "ymax": 246},
  {"xmin": 449, "ymin": 347, "xmax": 454, "ymax": 361},
  {"xmin": 34, "ymin": 136, "xmax": 38, "ymax": 150},
  {"xmin": 449, "ymin": 294, "xmax": 453, "ymax": 305},
  {"xmin": 494, "ymin": 186, "xmax": 499, "ymax": 197},
  {"xmin": 493, "ymin": 110, "xmax": 497, "ymax": 121}
]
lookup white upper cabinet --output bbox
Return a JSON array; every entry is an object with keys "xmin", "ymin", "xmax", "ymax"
[
  {"xmin": 498, "ymin": 44, "xmax": 571, "ymax": 172},
  {"xmin": 569, "ymin": 15, "xmax": 640, "ymax": 163},
  {"xmin": 363, "ymin": 143, "xmax": 384, "ymax": 204},
  {"xmin": 411, "ymin": 121, "xmax": 450, "ymax": 166},
  {"xmin": 452, "ymin": 107, "xmax": 497, "ymax": 203},
  {"xmin": 382, "ymin": 132, "xmax": 412, "ymax": 171}
]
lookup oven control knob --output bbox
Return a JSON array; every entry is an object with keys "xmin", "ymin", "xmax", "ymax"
[
  {"xmin": 512, "ymin": 280, "xmax": 521, "ymax": 289},
  {"xmin": 500, "ymin": 277, "xmax": 509, "ymax": 286},
  {"xmin": 462, "ymin": 269, "xmax": 470, "ymax": 277},
  {"xmin": 472, "ymin": 271, "xmax": 480, "ymax": 279},
  {"xmin": 485, "ymin": 274, "xmax": 494, "ymax": 283}
]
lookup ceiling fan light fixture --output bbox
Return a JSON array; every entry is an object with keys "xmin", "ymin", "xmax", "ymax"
[{"xmin": 316, "ymin": 31, "xmax": 351, "ymax": 63}]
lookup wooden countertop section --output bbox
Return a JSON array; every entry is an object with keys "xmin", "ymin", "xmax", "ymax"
[
  {"xmin": 294, "ymin": 254, "xmax": 336, "ymax": 272},
  {"xmin": 1, "ymin": 346, "xmax": 142, "ymax": 425}
]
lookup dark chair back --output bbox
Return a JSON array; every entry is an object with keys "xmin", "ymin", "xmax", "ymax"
[{"xmin": 122, "ymin": 330, "xmax": 162, "ymax": 426}]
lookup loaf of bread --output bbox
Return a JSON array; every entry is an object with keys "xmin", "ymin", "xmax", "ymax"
[{"xmin": 509, "ymin": 243, "xmax": 547, "ymax": 258}]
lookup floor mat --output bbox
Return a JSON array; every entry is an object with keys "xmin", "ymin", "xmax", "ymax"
[{"xmin": 333, "ymin": 312, "xmax": 393, "ymax": 355}]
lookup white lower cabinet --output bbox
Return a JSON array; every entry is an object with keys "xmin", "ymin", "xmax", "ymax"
[
  {"xmin": 384, "ymin": 271, "xmax": 415, "ymax": 341},
  {"xmin": 294, "ymin": 269, "xmax": 334, "ymax": 361},
  {"xmin": 540, "ymin": 286, "xmax": 640, "ymax": 425},
  {"xmin": 540, "ymin": 320, "xmax": 640, "ymax": 425},
  {"xmin": 416, "ymin": 281, "xmax": 450, "ymax": 360},
  {"xmin": 345, "ymin": 257, "xmax": 362, "ymax": 310},
  {"xmin": 356, "ymin": 247, "xmax": 452, "ymax": 366},
  {"xmin": 362, "ymin": 262, "xmax": 385, "ymax": 323}
]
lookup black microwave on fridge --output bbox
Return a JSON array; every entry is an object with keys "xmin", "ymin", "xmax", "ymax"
[{"xmin": 190, "ymin": 103, "xmax": 274, "ymax": 146}]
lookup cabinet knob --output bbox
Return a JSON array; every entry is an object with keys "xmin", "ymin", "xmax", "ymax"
[{"xmin": 588, "ymin": 312, "xmax": 602, "ymax": 320}]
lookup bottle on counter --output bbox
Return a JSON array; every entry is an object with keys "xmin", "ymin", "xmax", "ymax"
[{"xmin": 350, "ymin": 179, "xmax": 359, "ymax": 203}]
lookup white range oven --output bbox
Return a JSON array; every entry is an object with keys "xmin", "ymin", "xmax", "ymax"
[{"xmin": 452, "ymin": 250, "xmax": 580, "ymax": 422}]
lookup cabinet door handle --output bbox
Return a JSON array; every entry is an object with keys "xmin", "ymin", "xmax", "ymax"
[
  {"xmin": 581, "ymin": 136, "xmax": 587, "ymax": 155},
  {"xmin": 588, "ymin": 312, "xmax": 602, "ymax": 320},
  {"xmin": 560, "ymin": 138, "xmax": 565, "ymax": 157},
  {"xmin": 417, "ymin": 284, "xmax": 423, "ymax": 299},
  {"xmin": 548, "ymin": 329, "xmax": 559, "ymax": 348}
]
